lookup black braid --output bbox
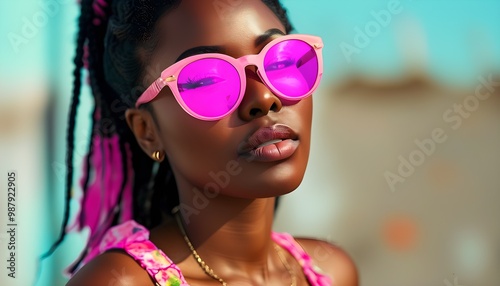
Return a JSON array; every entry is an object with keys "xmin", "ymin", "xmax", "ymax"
[
  {"xmin": 41, "ymin": 0, "xmax": 94, "ymax": 259},
  {"xmin": 65, "ymin": 0, "xmax": 125, "ymax": 271}
]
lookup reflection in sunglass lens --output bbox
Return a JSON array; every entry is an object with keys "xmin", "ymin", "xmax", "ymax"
[
  {"xmin": 264, "ymin": 39, "xmax": 318, "ymax": 97},
  {"xmin": 177, "ymin": 58, "xmax": 240, "ymax": 117}
]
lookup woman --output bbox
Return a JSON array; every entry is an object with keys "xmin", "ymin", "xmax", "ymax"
[{"xmin": 57, "ymin": 0, "xmax": 358, "ymax": 284}]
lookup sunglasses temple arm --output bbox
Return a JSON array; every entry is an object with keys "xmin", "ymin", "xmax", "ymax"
[{"xmin": 136, "ymin": 78, "xmax": 167, "ymax": 107}]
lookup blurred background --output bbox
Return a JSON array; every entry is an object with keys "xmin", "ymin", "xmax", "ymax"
[{"xmin": 0, "ymin": 0, "xmax": 499, "ymax": 285}]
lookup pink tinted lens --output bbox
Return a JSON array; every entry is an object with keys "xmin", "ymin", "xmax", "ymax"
[
  {"xmin": 177, "ymin": 58, "xmax": 240, "ymax": 118},
  {"xmin": 264, "ymin": 39, "xmax": 319, "ymax": 97}
]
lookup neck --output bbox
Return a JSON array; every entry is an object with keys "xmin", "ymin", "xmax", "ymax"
[{"xmin": 176, "ymin": 193, "xmax": 276, "ymax": 266}]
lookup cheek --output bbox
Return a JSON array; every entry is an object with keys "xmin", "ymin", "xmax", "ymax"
[
  {"xmin": 152, "ymin": 96, "xmax": 239, "ymax": 185},
  {"xmin": 286, "ymin": 96, "xmax": 313, "ymax": 146},
  {"xmin": 298, "ymin": 96, "xmax": 313, "ymax": 133}
]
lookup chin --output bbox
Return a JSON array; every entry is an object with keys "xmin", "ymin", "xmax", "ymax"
[
  {"xmin": 238, "ymin": 162, "xmax": 308, "ymax": 199},
  {"xmin": 224, "ymin": 143, "xmax": 310, "ymax": 199}
]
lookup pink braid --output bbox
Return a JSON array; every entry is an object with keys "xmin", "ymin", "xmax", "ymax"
[
  {"xmin": 65, "ymin": 0, "xmax": 133, "ymax": 275},
  {"xmin": 66, "ymin": 130, "xmax": 133, "ymax": 273},
  {"xmin": 92, "ymin": 0, "xmax": 108, "ymax": 26}
]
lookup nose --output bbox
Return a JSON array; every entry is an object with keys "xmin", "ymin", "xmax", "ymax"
[{"xmin": 237, "ymin": 68, "xmax": 282, "ymax": 121}]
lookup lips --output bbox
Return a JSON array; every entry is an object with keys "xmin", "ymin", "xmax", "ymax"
[{"xmin": 238, "ymin": 124, "xmax": 300, "ymax": 162}]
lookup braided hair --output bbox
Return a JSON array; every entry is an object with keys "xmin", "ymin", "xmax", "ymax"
[{"xmin": 45, "ymin": 0, "xmax": 293, "ymax": 274}]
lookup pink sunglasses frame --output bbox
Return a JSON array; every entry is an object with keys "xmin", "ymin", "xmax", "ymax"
[{"xmin": 135, "ymin": 34, "xmax": 324, "ymax": 121}]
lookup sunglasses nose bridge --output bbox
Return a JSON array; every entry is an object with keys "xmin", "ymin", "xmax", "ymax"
[
  {"xmin": 237, "ymin": 54, "xmax": 260, "ymax": 70},
  {"xmin": 238, "ymin": 54, "xmax": 266, "ymax": 85}
]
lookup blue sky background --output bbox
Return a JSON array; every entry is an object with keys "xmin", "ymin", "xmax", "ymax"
[
  {"xmin": 1, "ymin": 1, "xmax": 500, "ymax": 83},
  {"xmin": 280, "ymin": 0, "xmax": 500, "ymax": 84}
]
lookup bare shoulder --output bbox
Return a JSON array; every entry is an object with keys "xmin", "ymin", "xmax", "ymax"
[
  {"xmin": 295, "ymin": 237, "xmax": 359, "ymax": 286},
  {"xmin": 66, "ymin": 250, "xmax": 154, "ymax": 286}
]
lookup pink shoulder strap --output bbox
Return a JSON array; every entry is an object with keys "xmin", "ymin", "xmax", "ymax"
[
  {"xmin": 92, "ymin": 221, "xmax": 332, "ymax": 286},
  {"xmin": 272, "ymin": 232, "xmax": 333, "ymax": 286},
  {"xmin": 93, "ymin": 220, "xmax": 188, "ymax": 286}
]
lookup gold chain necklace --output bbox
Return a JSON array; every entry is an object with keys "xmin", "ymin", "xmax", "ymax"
[{"xmin": 174, "ymin": 211, "xmax": 297, "ymax": 285}]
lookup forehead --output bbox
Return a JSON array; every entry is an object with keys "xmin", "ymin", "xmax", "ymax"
[{"xmin": 152, "ymin": 0, "xmax": 285, "ymax": 62}]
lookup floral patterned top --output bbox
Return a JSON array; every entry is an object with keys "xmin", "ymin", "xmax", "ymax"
[{"xmin": 90, "ymin": 220, "xmax": 333, "ymax": 286}]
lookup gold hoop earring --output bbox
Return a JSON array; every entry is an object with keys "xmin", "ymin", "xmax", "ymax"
[{"xmin": 152, "ymin": 150, "xmax": 164, "ymax": 162}]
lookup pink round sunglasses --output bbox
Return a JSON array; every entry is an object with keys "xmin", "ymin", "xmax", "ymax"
[{"xmin": 135, "ymin": 34, "xmax": 324, "ymax": 121}]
